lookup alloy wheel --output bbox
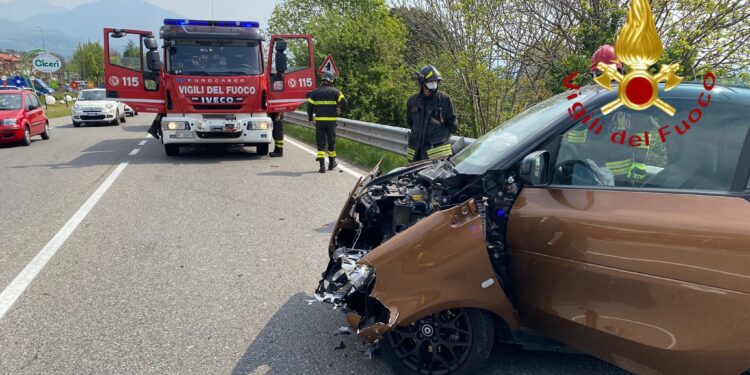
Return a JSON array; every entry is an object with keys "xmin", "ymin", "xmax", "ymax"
[{"xmin": 385, "ymin": 309, "xmax": 473, "ymax": 375}]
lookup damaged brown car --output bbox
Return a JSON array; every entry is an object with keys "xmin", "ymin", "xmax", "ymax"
[{"xmin": 316, "ymin": 83, "xmax": 750, "ymax": 375}]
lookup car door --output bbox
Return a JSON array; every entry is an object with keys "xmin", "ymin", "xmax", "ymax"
[
  {"xmin": 266, "ymin": 34, "xmax": 315, "ymax": 113},
  {"xmin": 507, "ymin": 97, "xmax": 750, "ymax": 375},
  {"xmin": 103, "ymin": 28, "xmax": 165, "ymax": 113},
  {"xmin": 25, "ymin": 93, "xmax": 42, "ymax": 134}
]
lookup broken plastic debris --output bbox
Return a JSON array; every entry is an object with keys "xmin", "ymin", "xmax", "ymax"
[
  {"xmin": 336, "ymin": 326, "xmax": 353, "ymax": 335},
  {"xmin": 335, "ymin": 341, "xmax": 346, "ymax": 350},
  {"xmin": 305, "ymin": 299, "xmax": 318, "ymax": 305}
]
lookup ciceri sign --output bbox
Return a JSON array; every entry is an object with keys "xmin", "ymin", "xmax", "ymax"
[{"xmin": 32, "ymin": 54, "xmax": 62, "ymax": 73}]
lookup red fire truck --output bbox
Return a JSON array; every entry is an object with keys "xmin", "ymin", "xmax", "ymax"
[{"xmin": 103, "ymin": 19, "xmax": 315, "ymax": 156}]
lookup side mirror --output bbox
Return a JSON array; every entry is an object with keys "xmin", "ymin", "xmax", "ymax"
[
  {"xmin": 146, "ymin": 50, "xmax": 162, "ymax": 72},
  {"xmin": 519, "ymin": 151, "xmax": 550, "ymax": 187},
  {"xmin": 274, "ymin": 39, "xmax": 288, "ymax": 75},
  {"xmin": 143, "ymin": 36, "xmax": 158, "ymax": 51}
]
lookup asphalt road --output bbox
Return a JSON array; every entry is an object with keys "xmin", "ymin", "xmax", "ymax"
[{"xmin": 0, "ymin": 114, "xmax": 628, "ymax": 374}]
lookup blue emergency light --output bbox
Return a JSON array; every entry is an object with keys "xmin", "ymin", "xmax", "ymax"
[{"xmin": 163, "ymin": 19, "xmax": 260, "ymax": 28}]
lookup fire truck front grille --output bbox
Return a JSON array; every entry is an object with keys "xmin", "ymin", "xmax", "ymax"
[
  {"xmin": 196, "ymin": 131, "xmax": 243, "ymax": 139},
  {"xmin": 193, "ymin": 104, "xmax": 243, "ymax": 111}
]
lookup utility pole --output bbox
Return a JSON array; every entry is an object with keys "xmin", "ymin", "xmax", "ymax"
[{"xmin": 35, "ymin": 25, "xmax": 46, "ymax": 52}]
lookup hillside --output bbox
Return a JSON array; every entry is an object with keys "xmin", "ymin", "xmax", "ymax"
[{"xmin": 0, "ymin": 0, "xmax": 183, "ymax": 57}]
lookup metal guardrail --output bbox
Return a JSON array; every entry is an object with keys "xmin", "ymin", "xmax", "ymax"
[{"xmin": 285, "ymin": 111, "xmax": 475, "ymax": 157}]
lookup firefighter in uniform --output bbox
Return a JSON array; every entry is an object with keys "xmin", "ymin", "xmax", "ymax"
[
  {"xmin": 568, "ymin": 45, "xmax": 651, "ymax": 186},
  {"xmin": 307, "ymin": 72, "xmax": 347, "ymax": 173},
  {"xmin": 406, "ymin": 65, "xmax": 457, "ymax": 162},
  {"xmin": 269, "ymin": 112, "xmax": 284, "ymax": 157}
]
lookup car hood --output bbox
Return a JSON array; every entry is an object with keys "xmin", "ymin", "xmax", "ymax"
[
  {"xmin": 76, "ymin": 100, "xmax": 117, "ymax": 107},
  {"xmin": 0, "ymin": 109, "xmax": 22, "ymax": 120}
]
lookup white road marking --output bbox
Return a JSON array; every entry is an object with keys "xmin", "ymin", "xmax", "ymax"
[
  {"xmin": 0, "ymin": 162, "xmax": 130, "ymax": 320},
  {"xmin": 285, "ymin": 137, "xmax": 364, "ymax": 179},
  {"xmin": 129, "ymin": 149, "xmax": 140, "ymax": 156},
  {"xmin": 138, "ymin": 140, "xmax": 147, "ymax": 146}
]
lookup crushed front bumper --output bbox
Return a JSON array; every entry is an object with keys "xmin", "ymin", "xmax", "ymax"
[{"xmin": 316, "ymin": 199, "xmax": 519, "ymax": 343}]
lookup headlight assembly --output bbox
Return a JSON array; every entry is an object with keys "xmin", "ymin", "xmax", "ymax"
[
  {"xmin": 2, "ymin": 119, "xmax": 17, "ymax": 125},
  {"xmin": 250, "ymin": 121, "xmax": 270, "ymax": 130},
  {"xmin": 341, "ymin": 258, "xmax": 375, "ymax": 292},
  {"xmin": 162, "ymin": 121, "xmax": 189, "ymax": 130},
  {"xmin": 105, "ymin": 103, "xmax": 114, "ymax": 109}
]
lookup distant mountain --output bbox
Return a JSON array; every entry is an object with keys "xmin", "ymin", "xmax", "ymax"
[
  {"xmin": 0, "ymin": 0, "xmax": 183, "ymax": 58},
  {"xmin": 0, "ymin": 0, "xmax": 67, "ymax": 19},
  {"xmin": 0, "ymin": 20, "xmax": 79, "ymax": 57}
]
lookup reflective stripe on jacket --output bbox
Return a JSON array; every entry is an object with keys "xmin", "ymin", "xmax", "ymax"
[{"xmin": 307, "ymin": 85, "xmax": 347, "ymax": 122}]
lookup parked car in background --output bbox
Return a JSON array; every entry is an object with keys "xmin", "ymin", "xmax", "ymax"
[
  {"xmin": 71, "ymin": 89, "xmax": 126, "ymax": 127},
  {"xmin": 0, "ymin": 89, "xmax": 50, "ymax": 146},
  {"xmin": 317, "ymin": 82, "xmax": 750, "ymax": 375},
  {"xmin": 124, "ymin": 104, "xmax": 137, "ymax": 117}
]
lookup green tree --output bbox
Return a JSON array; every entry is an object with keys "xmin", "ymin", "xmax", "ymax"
[
  {"xmin": 270, "ymin": 0, "xmax": 413, "ymax": 126},
  {"xmin": 70, "ymin": 41, "xmax": 105, "ymax": 86}
]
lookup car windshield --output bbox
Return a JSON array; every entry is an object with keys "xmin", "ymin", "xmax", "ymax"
[
  {"xmin": 0, "ymin": 94, "xmax": 22, "ymax": 110},
  {"xmin": 452, "ymin": 86, "xmax": 600, "ymax": 175},
  {"xmin": 79, "ymin": 90, "xmax": 106, "ymax": 101},
  {"xmin": 168, "ymin": 40, "xmax": 262, "ymax": 76}
]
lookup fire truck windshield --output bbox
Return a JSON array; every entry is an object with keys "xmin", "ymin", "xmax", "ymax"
[{"xmin": 167, "ymin": 40, "xmax": 262, "ymax": 76}]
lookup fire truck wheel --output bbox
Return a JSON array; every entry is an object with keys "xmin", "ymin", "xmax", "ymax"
[
  {"xmin": 256, "ymin": 143, "xmax": 269, "ymax": 155},
  {"xmin": 165, "ymin": 144, "xmax": 180, "ymax": 156}
]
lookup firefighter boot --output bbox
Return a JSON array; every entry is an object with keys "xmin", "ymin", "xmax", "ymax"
[
  {"xmin": 318, "ymin": 159, "xmax": 326, "ymax": 173},
  {"xmin": 147, "ymin": 123, "xmax": 160, "ymax": 139},
  {"xmin": 269, "ymin": 147, "xmax": 283, "ymax": 157},
  {"xmin": 328, "ymin": 157, "xmax": 338, "ymax": 171}
]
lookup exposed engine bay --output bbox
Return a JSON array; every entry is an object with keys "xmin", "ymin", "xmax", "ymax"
[{"xmin": 315, "ymin": 159, "xmax": 521, "ymax": 341}]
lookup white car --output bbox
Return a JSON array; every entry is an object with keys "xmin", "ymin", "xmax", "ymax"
[
  {"xmin": 71, "ymin": 89, "xmax": 126, "ymax": 127},
  {"xmin": 124, "ymin": 104, "xmax": 137, "ymax": 117}
]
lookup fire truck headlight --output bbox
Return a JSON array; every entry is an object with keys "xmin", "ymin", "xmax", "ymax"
[
  {"xmin": 162, "ymin": 121, "xmax": 188, "ymax": 130},
  {"xmin": 251, "ymin": 122, "xmax": 270, "ymax": 130}
]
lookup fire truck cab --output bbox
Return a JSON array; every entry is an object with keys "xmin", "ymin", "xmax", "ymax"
[{"xmin": 104, "ymin": 19, "xmax": 315, "ymax": 156}]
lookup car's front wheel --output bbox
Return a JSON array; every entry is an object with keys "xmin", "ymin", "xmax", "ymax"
[
  {"xmin": 73, "ymin": 121, "xmax": 81, "ymax": 128},
  {"xmin": 21, "ymin": 126, "xmax": 31, "ymax": 146},
  {"xmin": 120, "ymin": 111, "xmax": 126, "ymax": 123},
  {"xmin": 41, "ymin": 122, "xmax": 51, "ymax": 140},
  {"xmin": 112, "ymin": 111, "xmax": 120, "ymax": 126},
  {"xmin": 380, "ymin": 308, "xmax": 495, "ymax": 375}
]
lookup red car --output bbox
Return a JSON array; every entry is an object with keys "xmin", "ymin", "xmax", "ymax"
[{"xmin": 0, "ymin": 89, "xmax": 50, "ymax": 146}]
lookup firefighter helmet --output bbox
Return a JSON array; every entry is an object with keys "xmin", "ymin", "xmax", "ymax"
[
  {"xmin": 322, "ymin": 71, "xmax": 335, "ymax": 84},
  {"xmin": 590, "ymin": 45, "xmax": 622, "ymax": 74},
  {"xmin": 417, "ymin": 65, "xmax": 442, "ymax": 84}
]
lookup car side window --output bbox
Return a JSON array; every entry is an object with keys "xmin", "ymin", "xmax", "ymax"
[
  {"xmin": 25, "ymin": 94, "xmax": 35, "ymax": 110},
  {"xmin": 29, "ymin": 94, "xmax": 40, "ymax": 109},
  {"xmin": 552, "ymin": 99, "xmax": 750, "ymax": 193}
]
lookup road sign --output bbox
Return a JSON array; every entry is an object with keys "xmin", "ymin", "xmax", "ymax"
[
  {"xmin": 317, "ymin": 54, "xmax": 339, "ymax": 76},
  {"xmin": 32, "ymin": 54, "xmax": 62, "ymax": 73}
]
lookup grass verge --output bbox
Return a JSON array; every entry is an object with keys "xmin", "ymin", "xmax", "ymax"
[
  {"xmin": 284, "ymin": 122, "xmax": 407, "ymax": 173},
  {"xmin": 43, "ymin": 103, "xmax": 72, "ymax": 119}
]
